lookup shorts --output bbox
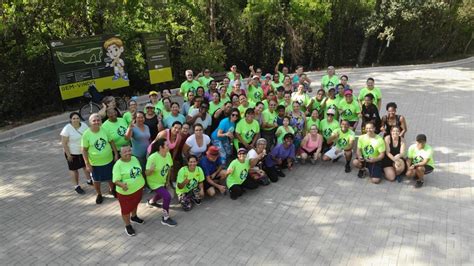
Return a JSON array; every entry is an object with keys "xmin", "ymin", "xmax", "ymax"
[
  {"xmin": 381, "ymin": 157, "xmax": 394, "ymax": 168},
  {"xmin": 324, "ymin": 146, "xmax": 344, "ymax": 160},
  {"xmin": 117, "ymin": 188, "xmax": 143, "ymax": 215},
  {"xmin": 365, "ymin": 161, "xmax": 383, "ymax": 178},
  {"xmin": 65, "ymin": 153, "xmax": 86, "ymax": 171},
  {"xmin": 423, "ymin": 165, "xmax": 434, "ymax": 175},
  {"xmin": 301, "ymin": 147, "xmax": 318, "ymax": 157},
  {"xmin": 204, "ymin": 178, "xmax": 219, "ymax": 190},
  {"xmin": 91, "ymin": 161, "xmax": 114, "ymax": 182}
]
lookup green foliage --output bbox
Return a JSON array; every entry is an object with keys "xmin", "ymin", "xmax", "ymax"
[{"xmin": 0, "ymin": 0, "xmax": 472, "ymax": 122}]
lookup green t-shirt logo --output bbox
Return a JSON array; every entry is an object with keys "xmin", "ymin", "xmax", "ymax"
[
  {"xmin": 240, "ymin": 169, "xmax": 248, "ymax": 180},
  {"xmin": 323, "ymin": 128, "xmax": 333, "ymax": 138},
  {"xmin": 254, "ymin": 91, "xmax": 262, "ymax": 100},
  {"xmin": 245, "ymin": 130, "xmax": 255, "ymax": 140},
  {"xmin": 364, "ymin": 145, "xmax": 375, "ymax": 156},
  {"xmin": 161, "ymin": 164, "xmax": 170, "ymax": 177},
  {"xmin": 413, "ymin": 155, "xmax": 424, "ymax": 164},
  {"xmin": 117, "ymin": 126, "xmax": 127, "ymax": 136},
  {"xmin": 94, "ymin": 138, "xmax": 107, "ymax": 151},
  {"xmin": 129, "ymin": 166, "xmax": 141, "ymax": 179},
  {"xmin": 187, "ymin": 178, "xmax": 198, "ymax": 190},
  {"xmin": 343, "ymin": 109, "xmax": 352, "ymax": 117},
  {"xmin": 326, "ymin": 81, "xmax": 334, "ymax": 89},
  {"xmin": 338, "ymin": 138, "xmax": 348, "ymax": 148}
]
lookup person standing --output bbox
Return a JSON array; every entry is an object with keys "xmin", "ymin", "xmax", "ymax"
[
  {"xmin": 125, "ymin": 111, "xmax": 151, "ymax": 171},
  {"xmin": 113, "ymin": 146, "xmax": 145, "ymax": 236},
  {"xmin": 60, "ymin": 112, "xmax": 93, "ymax": 194},
  {"xmin": 81, "ymin": 113, "xmax": 119, "ymax": 204},
  {"xmin": 320, "ymin": 66, "xmax": 339, "ymax": 93},
  {"xmin": 145, "ymin": 138, "xmax": 178, "ymax": 227},
  {"xmin": 358, "ymin": 77, "xmax": 382, "ymax": 111}
]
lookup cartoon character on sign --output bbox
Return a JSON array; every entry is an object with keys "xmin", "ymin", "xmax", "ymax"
[{"xmin": 103, "ymin": 37, "xmax": 129, "ymax": 81}]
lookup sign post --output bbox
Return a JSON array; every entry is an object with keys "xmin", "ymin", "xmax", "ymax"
[{"xmin": 142, "ymin": 33, "xmax": 173, "ymax": 85}]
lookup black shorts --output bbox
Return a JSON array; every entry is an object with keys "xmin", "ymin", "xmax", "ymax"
[
  {"xmin": 381, "ymin": 157, "xmax": 394, "ymax": 169},
  {"xmin": 204, "ymin": 178, "xmax": 219, "ymax": 190},
  {"xmin": 365, "ymin": 161, "xmax": 383, "ymax": 178},
  {"xmin": 301, "ymin": 147, "xmax": 317, "ymax": 157},
  {"xmin": 424, "ymin": 165, "xmax": 434, "ymax": 175},
  {"xmin": 91, "ymin": 161, "xmax": 114, "ymax": 182},
  {"xmin": 65, "ymin": 153, "xmax": 86, "ymax": 171}
]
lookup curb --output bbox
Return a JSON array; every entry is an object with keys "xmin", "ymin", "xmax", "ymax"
[{"xmin": 1, "ymin": 56, "xmax": 472, "ymax": 146}]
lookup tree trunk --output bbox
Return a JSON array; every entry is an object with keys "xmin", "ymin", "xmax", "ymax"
[
  {"xmin": 208, "ymin": 0, "xmax": 216, "ymax": 42},
  {"xmin": 357, "ymin": 37, "xmax": 369, "ymax": 67}
]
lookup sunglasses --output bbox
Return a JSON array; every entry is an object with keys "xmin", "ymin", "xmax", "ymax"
[{"xmin": 231, "ymin": 113, "xmax": 239, "ymax": 117}]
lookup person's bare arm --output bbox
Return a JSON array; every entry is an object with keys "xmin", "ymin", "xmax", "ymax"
[{"xmin": 400, "ymin": 116, "xmax": 407, "ymax": 137}]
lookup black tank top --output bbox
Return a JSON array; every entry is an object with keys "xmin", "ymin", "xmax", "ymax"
[
  {"xmin": 389, "ymin": 136, "xmax": 401, "ymax": 156},
  {"xmin": 384, "ymin": 115, "xmax": 401, "ymax": 136}
]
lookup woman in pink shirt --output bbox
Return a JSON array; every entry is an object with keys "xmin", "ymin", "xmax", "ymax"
[{"xmin": 299, "ymin": 125, "xmax": 323, "ymax": 164}]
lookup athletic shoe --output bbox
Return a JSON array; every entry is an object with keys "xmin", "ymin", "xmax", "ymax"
[
  {"xmin": 345, "ymin": 165, "xmax": 351, "ymax": 173},
  {"xmin": 357, "ymin": 170, "xmax": 365, "ymax": 178},
  {"xmin": 75, "ymin": 186, "xmax": 85, "ymax": 195},
  {"xmin": 332, "ymin": 157, "xmax": 341, "ymax": 163},
  {"xmin": 96, "ymin": 194, "xmax": 103, "ymax": 204},
  {"xmin": 277, "ymin": 170, "xmax": 286, "ymax": 177},
  {"xmin": 192, "ymin": 196, "xmax": 202, "ymax": 206},
  {"xmin": 396, "ymin": 175, "xmax": 403, "ymax": 183},
  {"xmin": 310, "ymin": 159, "xmax": 316, "ymax": 165},
  {"xmin": 147, "ymin": 200, "xmax": 162, "ymax": 208},
  {"xmin": 161, "ymin": 217, "xmax": 177, "ymax": 227},
  {"xmin": 86, "ymin": 179, "xmax": 94, "ymax": 186},
  {"xmin": 131, "ymin": 216, "xmax": 145, "ymax": 224},
  {"xmin": 125, "ymin": 225, "xmax": 135, "ymax": 236},
  {"xmin": 415, "ymin": 180, "xmax": 424, "ymax": 188}
]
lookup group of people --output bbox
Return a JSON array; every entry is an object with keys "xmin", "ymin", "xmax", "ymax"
[{"xmin": 60, "ymin": 61, "xmax": 435, "ymax": 236}]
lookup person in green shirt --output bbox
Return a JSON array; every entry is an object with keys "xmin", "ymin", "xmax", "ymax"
[
  {"xmin": 322, "ymin": 87, "xmax": 339, "ymax": 120},
  {"xmin": 337, "ymin": 90, "xmax": 361, "ymax": 130},
  {"xmin": 145, "ymin": 138, "xmax": 177, "ymax": 227},
  {"xmin": 274, "ymin": 60, "xmax": 290, "ymax": 83},
  {"xmin": 308, "ymin": 88, "xmax": 326, "ymax": 119},
  {"xmin": 334, "ymin": 83, "xmax": 346, "ymax": 104},
  {"xmin": 261, "ymin": 99, "xmax": 278, "ymax": 152},
  {"xmin": 81, "ymin": 113, "xmax": 119, "ymax": 204},
  {"xmin": 102, "ymin": 108, "xmax": 130, "ymax": 151},
  {"xmin": 247, "ymin": 77, "xmax": 264, "ymax": 103},
  {"xmin": 209, "ymin": 92, "xmax": 224, "ymax": 116},
  {"xmin": 323, "ymin": 120, "xmax": 355, "ymax": 173},
  {"xmin": 275, "ymin": 116, "xmax": 295, "ymax": 144},
  {"xmin": 320, "ymin": 66, "xmax": 339, "ymax": 92},
  {"xmin": 225, "ymin": 148, "xmax": 264, "ymax": 200},
  {"xmin": 305, "ymin": 109, "xmax": 321, "ymax": 135},
  {"xmin": 235, "ymin": 108, "xmax": 260, "ymax": 150},
  {"xmin": 319, "ymin": 108, "xmax": 340, "ymax": 149},
  {"xmin": 179, "ymin": 70, "xmax": 201, "ymax": 100},
  {"xmin": 353, "ymin": 122, "xmax": 386, "ymax": 183},
  {"xmin": 271, "ymin": 73, "xmax": 284, "ymax": 91},
  {"xmin": 176, "ymin": 155, "xmax": 205, "ymax": 211},
  {"xmin": 291, "ymin": 84, "xmax": 310, "ymax": 113},
  {"xmin": 237, "ymin": 94, "xmax": 255, "ymax": 118},
  {"xmin": 406, "ymin": 134, "xmax": 434, "ymax": 188},
  {"xmin": 112, "ymin": 145, "xmax": 145, "ymax": 236},
  {"xmin": 196, "ymin": 68, "xmax": 214, "ymax": 90},
  {"xmin": 122, "ymin": 99, "xmax": 137, "ymax": 126},
  {"xmin": 358, "ymin": 77, "xmax": 382, "ymax": 111}
]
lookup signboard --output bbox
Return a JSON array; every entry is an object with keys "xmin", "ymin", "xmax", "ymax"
[
  {"xmin": 50, "ymin": 34, "xmax": 129, "ymax": 100},
  {"xmin": 143, "ymin": 33, "xmax": 173, "ymax": 84}
]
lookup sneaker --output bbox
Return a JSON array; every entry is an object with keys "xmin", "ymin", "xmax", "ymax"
[
  {"xmin": 147, "ymin": 200, "xmax": 162, "ymax": 209},
  {"xmin": 345, "ymin": 165, "xmax": 351, "ymax": 173},
  {"xmin": 277, "ymin": 170, "xmax": 286, "ymax": 177},
  {"xmin": 332, "ymin": 156, "xmax": 341, "ymax": 163},
  {"xmin": 161, "ymin": 217, "xmax": 177, "ymax": 227},
  {"xmin": 415, "ymin": 180, "xmax": 424, "ymax": 188},
  {"xmin": 396, "ymin": 175, "xmax": 403, "ymax": 183},
  {"xmin": 96, "ymin": 194, "xmax": 103, "ymax": 204},
  {"xmin": 86, "ymin": 179, "xmax": 94, "ymax": 186},
  {"xmin": 125, "ymin": 225, "xmax": 135, "ymax": 236},
  {"xmin": 357, "ymin": 170, "xmax": 365, "ymax": 178},
  {"xmin": 310, "ymin": 159, "xmax": 316, "ymax": 165},
  {"xmin": 75, "ymin": 186, "xmax": 85, "ymax": 195},
  {"xmin": 192, "ymin": 196, "xmax": 202, "ymax": 206},
  {"xmin": 131, "ymin": 216, "xmax": 145, "ymax": 224}
]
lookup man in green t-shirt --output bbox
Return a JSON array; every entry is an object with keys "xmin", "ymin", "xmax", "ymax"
[
  {"xmin": 352, "ymin": 122, "xmax": 386, "ymax": 184},
  {"xmin": 323, "ymin": 120, "xmax": 355, "ymax": 173},
  {"xmin": 234, "ymin": 108, "xmax": 260, "ymax": 150},
  {"xmin": 337, "ymin": 90, "xmax": 361, "ymax": 129},
  {"xmin": 178, "ymin": 70, "xmax": 201, "ymax": 100},
  {"xmin": 358, "ymin": 77, "xmax": 382, "ymax": 111},
  {"xmin": 261, "ymin": 99, "xmax": 279, "ymax": 152},
  {"xmin": 196, "ymin": 68, "xmax": 214, "ymax": 90},
  {"xmin": 320, "ymin": 66, "xmax": 340, "ymax": 92},
  {"xmin": 81, "ymin": 113, "xmax": 119, "ymax": 204},
  {"xmin": 406, "ymin": 134, "xmax": 435, "ymax": 188},
  {"xmin": 112, "ymin": 145, "xmax": 145, "ymax": 236},
  {"xmin": 319, "ymin": 108, "xmax": 340, "ymax": 147}
]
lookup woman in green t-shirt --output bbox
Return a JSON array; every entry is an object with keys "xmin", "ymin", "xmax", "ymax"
[
  {"xmin": 225, "ymin": 148, "xmax": 264, "ymax": 200},
  {"xmin": 113, "ymin": 146, "xmax": 146, "ymax": 236},
  {"xmin": 176, "ymin": 155, "xmax": 205, "ymax": 211}
]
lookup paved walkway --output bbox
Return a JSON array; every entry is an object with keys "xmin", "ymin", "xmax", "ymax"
[{"xmin": 0, "ymin": 60, "xmax": 473, "ymax": 265}]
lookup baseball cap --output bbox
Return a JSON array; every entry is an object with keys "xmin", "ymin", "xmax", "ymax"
[
  {"xmin": 149, "ymin": 91, "xmax": 158, "ymax": 96},
  {"xmin": 237, "ymin": 148, "xmax": 247, "ymax": 154},
  {"xmin": 145, "ymin": 103, "xmax": 154, "ymax": 108},
  {"xmin": 327, "ymin": 108, "xmax": 336, "ymax": 115},
  {"xmin": 206, "ymin": 146, "xmax": 220, "ymax": 157},
  {"xmin": 265, "ymin": 73, "xmax": 272, "ymax": 79},
  {"xmin": 344, "ymin": 90, "xmax": 353, "ymax": 96},
  {"xmin": 252, "ymin": 75, "xmax": 260, "ymax": 79}
]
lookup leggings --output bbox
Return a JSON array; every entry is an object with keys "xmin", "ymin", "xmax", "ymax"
[
  {"xmin": 229, "ymin": 178, "xmax": 259, "ymax": 200},
  {"xmin": 151, "ymin": 186, "xmax": 171, "ymax": 212}
]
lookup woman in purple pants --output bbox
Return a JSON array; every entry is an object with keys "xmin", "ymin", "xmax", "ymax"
[{"xmin": 145, "ymin": 138, "xmax": 177, "ymax": 227}]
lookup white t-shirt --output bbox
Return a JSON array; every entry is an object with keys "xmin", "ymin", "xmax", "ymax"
[
  {"xmin": 247, "ymin": 149, "xmax": 258, "ymax": 160},
  {"xmin": 60, "ymin": 122, "xmax": 89, "ymax": 154},
  {"xmin": 188, "ymin": 109, "xmax": 212, "ymax": 130},
  {"xmin": 185, "ymin": 134, "xmax": 211, "ymax": 157}
]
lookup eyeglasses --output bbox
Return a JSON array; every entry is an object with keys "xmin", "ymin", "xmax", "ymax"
[{"xmin": 231, "ymin": 113, "xmax": 239, "ymax": 117}]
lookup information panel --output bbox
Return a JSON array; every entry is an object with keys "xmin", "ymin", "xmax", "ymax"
[
  {"xmin": 143, "ymin": 33, "xmax": 173, "ymax": 84},
  {"xmin": 50, "ymin": 34, "xmax": 129, "ymax": 100}
]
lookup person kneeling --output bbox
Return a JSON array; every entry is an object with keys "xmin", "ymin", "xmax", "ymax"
[
  {"xmin": 176, "ymin": 155, "xmax": 205, "ymax": 211},
  {"xmin": 263, "ymin": 133, "xmax": 296, "ymax": 180},
  {"xmin": 226, "ymin": 148, "xmax": 265, "ymax": 200},
  {"xmin": 405, "ymin": 134, "xmax": 434, "ymax": 188},
  {"xmin": 199, "ymin": 146, "xmax": 227, "ymax": 197},
  {"xmin": 352, "ymin": 122, "xmax": 385, "ymax": 183}
]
